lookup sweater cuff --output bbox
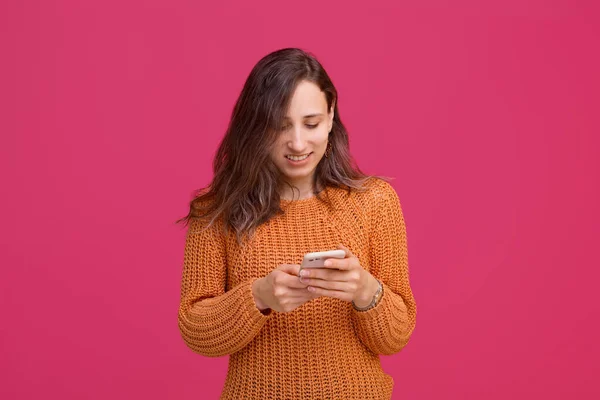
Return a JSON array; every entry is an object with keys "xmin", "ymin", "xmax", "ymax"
[
  {"xmin": 180, "ymin": 278, "xmax": 273, "ymax": 357},
  {"xmin": 351, "ymin": 282, "xmax": 410, "ymax": 356},
  {"xmin": 352, "ymin": 281, "xmax": 408, "ymax": 321}
]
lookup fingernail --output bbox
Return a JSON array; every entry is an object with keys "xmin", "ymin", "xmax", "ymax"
[
  {"xmin": 324, "ymin": 260, "xmax": 331, "ymax": 267},
  {"xmin": 300, "ymin": 270, "xmax": 309, "ymax": 277}
]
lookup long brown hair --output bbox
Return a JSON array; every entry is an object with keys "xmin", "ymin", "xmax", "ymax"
[{"xmin": 176, "ymin": 48, "xmax": 380, "ymax": 243}]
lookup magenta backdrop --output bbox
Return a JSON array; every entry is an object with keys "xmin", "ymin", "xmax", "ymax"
[{"xmin": 2, "ymin": 1, "xmax": 599, "ymax": 399}]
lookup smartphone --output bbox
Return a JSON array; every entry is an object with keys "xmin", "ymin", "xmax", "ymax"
[{"xmin": 301, "ymin": 249, "xmax": 346, "ymax": 268}]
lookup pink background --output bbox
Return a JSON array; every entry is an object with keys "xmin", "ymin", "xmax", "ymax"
[{"xmin": 2, "ymin": 1, "xmax": 599, "ymax": 399}]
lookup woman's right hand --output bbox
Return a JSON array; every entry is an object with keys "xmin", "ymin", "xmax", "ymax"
[{"xmin": 252, "ymin": 264, "xmax": 319, "ymax": 313}]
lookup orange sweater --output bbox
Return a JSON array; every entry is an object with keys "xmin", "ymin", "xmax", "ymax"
[{"xmin": 177, "ymin": 178, "xmax": 417, "ymax": 399}]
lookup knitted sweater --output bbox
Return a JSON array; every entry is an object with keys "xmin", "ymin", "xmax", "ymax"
[{"xmin": 177, "ymin": 177, "xmax": 417, "ymax": 400}]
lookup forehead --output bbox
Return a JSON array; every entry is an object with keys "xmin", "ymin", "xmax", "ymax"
[{"xmin": 285, "ymin": 80, "xmax": 328, "ymax": 118}]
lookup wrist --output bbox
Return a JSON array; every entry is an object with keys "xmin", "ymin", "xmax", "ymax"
[
  {"xmin": 353, "ymin": 275, "xmax": 380, "ymax": 308},
  {"xmin": 251, "ymin": 278, "xmax": 269, "ymax": 312}
]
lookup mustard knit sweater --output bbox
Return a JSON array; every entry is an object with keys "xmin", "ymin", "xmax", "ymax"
[{"xmin": 177, "ymin": 178, "xmax": 417, "ymax": 399}]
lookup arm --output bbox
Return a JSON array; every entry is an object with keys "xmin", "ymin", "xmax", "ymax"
[
  {"xmin": 177, "ymin": 217, "xmax": 271, "ymax": 357},
  {"xmin": 351, "ymin": 180, "xmax": 417, "ymax": 355}
]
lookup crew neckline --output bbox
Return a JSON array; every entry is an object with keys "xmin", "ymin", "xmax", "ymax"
[
  {"xmin": 280, "ymin": 194, "xmax": 319, "ymax": 204},
  {"xmin": 280, "ymin": 188, "xmax": 328, "ymax": 206}
]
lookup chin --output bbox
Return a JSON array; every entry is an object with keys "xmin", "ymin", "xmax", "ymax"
[{"xmin": 282, "ymin": 166, "xmax": 315, "ymax": 179}]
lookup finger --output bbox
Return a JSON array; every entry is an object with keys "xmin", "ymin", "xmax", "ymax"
[
  {"xmin": 281, "ymin": 290, "xmax": 320, "ymax": 304},
  {"xmin": 286, "ymin": 287, "xmax": 315, "ymax": 296},
  {"xmin": 275, "ymin": 265, "xmax": 312, "ymax": 289},
  {"xmin": 286, "ymin": 274, "xmax": 312, "ymax": 289},
  {"xmin": 322, "ymin": 258, "xmax": 352, "ymax": 270},
  {"xmin": 337, "ymin": 243, "xmax": 355, "ymax": 258},
  {"xmin": 299, "ymin": 278, "xmax": 349, "ymax": 291},
  {"xmin": 306, "ymin": 285, "xmax": 351, "ymax": 302},
  {"xmin": 299, "ymin": 268, "xmax": 348, "ymax": 281},
  {"xmin": 287, "ymin": 291, "xmax": 320, "ymax": 301},
  {"xmin": 278, "ymin": 264, "xmax": 301, "ymax": 276}
]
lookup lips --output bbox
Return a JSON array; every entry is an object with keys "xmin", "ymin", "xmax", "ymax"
[
  {"xmin": 285, "ymin": 152, "xmax": 312, "ymax": 161},
  {"xmin": 284, "ymin": 152, "xmax": 313, "ymax": 166}
]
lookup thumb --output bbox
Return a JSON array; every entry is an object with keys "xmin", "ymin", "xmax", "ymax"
[{"xmin": 278, "ymin": 263, "xmax": 302, "ymax": 276}]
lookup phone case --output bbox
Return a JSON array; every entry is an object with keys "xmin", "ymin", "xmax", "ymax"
[{"xmin": 301, "ymin": 249, "xmax": 346, "ymax": 268}]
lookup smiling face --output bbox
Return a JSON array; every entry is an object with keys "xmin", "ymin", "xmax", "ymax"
[{"xmin": 270, "ymin": 80, "xmax": 334, "ymax": 195}]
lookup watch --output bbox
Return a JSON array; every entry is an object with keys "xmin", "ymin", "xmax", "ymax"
[{"xmin": 352, "ymin": 279, "xmax": 384, "ymax": 312}]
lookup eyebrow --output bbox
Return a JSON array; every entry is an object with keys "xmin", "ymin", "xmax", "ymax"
[{"xmin": 283, "ymin": 113, "xmax": 324, "ymax": 119}]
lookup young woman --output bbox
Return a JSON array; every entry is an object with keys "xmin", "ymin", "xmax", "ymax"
[{"xmin": 176, "ymin": 48, "xmax": 417, "ymax": 400}]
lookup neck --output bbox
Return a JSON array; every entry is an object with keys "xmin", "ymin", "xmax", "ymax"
[{"xmin": 279, "ymin": 175, "xmax": 319, "ymax": 200}]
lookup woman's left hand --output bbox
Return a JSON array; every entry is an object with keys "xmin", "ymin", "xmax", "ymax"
[{"xmin": 299, "ymin": 244, "xmax": 380, "ymax": 307}]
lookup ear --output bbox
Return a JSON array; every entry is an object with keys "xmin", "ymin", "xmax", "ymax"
[{"xmin": 328, "ymin": 101, "xmax": 335, "ymax": 131}]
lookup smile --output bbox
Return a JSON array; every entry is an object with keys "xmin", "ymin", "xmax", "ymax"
[{"xmin": 285, "ymin": 153, "xmax": 311, "ymax": 161}]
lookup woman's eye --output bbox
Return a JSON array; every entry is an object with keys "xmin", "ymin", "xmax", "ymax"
[{"xmin": 279, "ymin": 123, "xmax": 318, "ymax": 131}]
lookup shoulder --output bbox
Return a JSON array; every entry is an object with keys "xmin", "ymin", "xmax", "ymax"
[
  {"xmin": 349, "ymin": 177, "xmax": 400, "ymax": 211},
  {"xmin": 187, "ymin": 194, "xmax": 227, "ymax": 237},
  {"xmin": 325, "ymin": 177, "xmax": 402, "ymax": 230}
]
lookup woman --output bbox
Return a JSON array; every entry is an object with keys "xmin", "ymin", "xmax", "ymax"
[{"xmin": 176, "ymin": 48, "xmax": 417, "ymax": 399}]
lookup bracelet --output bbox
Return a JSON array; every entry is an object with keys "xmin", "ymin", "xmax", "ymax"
[{"xmin": 352, "ymin": 279, "xmax": 383, "ymax": 312}]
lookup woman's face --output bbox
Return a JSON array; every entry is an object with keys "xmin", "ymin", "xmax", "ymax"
[{"xmin": 270, "ymin": 80, "xmax": 334, "ymax": 187}]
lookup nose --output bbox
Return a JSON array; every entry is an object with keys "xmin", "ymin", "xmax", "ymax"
[{"xmin": 287, "ymin": 126, "xmax": 307, "ymax": 153}]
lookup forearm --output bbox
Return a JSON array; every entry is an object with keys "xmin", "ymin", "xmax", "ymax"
[
  {"xmin": 351, "ymin": 282, "xmax": 416, "ymax": 355},
  {"xmin": 178, "ymin": 279, "xmax": 271, "ymax": 357}
]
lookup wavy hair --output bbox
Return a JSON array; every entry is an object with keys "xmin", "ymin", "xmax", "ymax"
[{"xmin": 176, "ymin": 48, "xmax": 381, "ymax": 244}]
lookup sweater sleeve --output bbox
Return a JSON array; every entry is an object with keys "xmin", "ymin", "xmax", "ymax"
[
  {"xmin": 351, "ymin": 180, "xmax": 417, "ymax": 355},
  {"xmin": 177, "ymin": 217, "xmax": 271, "ymax": 357}
]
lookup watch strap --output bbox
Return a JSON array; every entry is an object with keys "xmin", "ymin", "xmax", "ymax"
[{"xmin": 352, "ymin": 279, "xmax": 383, "ymax": 312}]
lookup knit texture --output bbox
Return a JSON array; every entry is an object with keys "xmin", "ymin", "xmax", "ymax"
[{"xmin": 177, "ymin": 177, "xmax": 417, "ymax": 400}]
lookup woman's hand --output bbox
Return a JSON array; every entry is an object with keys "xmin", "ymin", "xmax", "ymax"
[
  {"xmin": 298, "ymin": 244, "xmax": 380, "ymax": 308},
  {"xmin": 252, "ymin": 264, "xmax": 319, "ymax": 313}
]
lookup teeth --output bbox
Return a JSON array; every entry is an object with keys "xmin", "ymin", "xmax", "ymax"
[{"xmin": 286, "ymin": 154, "xmax": 310, "ymax": 161}]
